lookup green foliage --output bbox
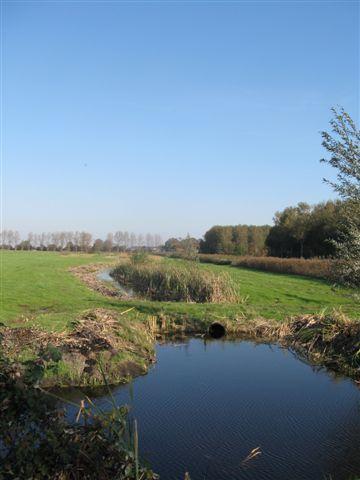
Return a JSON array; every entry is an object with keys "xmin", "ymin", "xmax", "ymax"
[
  {"xmin": 321, "ymin": 107, "xmax": 360, "ymax": 286},
  {"xmin": 164, "ymin": 236, "xmax": 199, "ymax": 259},
  {"xmin": 0, "ymin": 346, "xmax": 158, "ymax": 479},
  {"xmin": 112, "ymin": 261, "xmax": 238, "ymax": 303},
  {"xmin": 130, "ymin": 250, "xmax": 150, "ymax": 265},
  {"xmin": 266, "ymin": 200, "xmax": 347, "ymax": 258},
  {"xmin": 200, "ymin": 225, "xmax": 270, "ymax": 256}
]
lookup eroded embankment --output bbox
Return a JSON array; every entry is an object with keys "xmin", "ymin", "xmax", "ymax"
[
  {"xmin": 69, "ymin": 263, "xmax": 121, "ymax": 297},
  {"xmin": 0, "ymin": 309, "xmax": 155, "ymax": 387}
]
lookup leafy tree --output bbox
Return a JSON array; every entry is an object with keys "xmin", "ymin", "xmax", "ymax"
[
  {"xmin": 164, "ymin": 236, "xmax": 199, "ymax": 257},
  {"xmin": 321, "ymin": 107, "xmax": 360, "ymax": 286},
  {"xmin": 93, "ymin": 238, "xmax": 104, "ymax": 253},
  {"xmin": 321, "ymin": 107, "xmax": 359, "ymax": 201}
]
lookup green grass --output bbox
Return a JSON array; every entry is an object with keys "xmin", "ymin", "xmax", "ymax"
[
  {"xmin": 0, "ymin": 251, "xmax": 117, "ymax": 330},
  {"xmin": 1, "ymin": 251, "xmax": 359, "ymax": 332}
]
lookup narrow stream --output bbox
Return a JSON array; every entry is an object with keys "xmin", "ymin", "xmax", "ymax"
[
  {"xmin": 62, "ymin": 338, "xmax": 360, "ymax": 480},
  {"xmin": 96, "ymin": 268, "xmax": 134, "ymax": 297}
]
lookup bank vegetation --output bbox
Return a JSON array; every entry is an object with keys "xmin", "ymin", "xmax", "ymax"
[{"xmin": 111, "ymin": 262, "xmax": 238, "ymax": 303}]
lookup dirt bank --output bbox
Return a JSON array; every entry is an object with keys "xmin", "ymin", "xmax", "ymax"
[
  {"xmin": 0, "ymin": 308, "xmax": 156, "ymax": 387},
  {"xmin": 69, "ymin": 263, "xmax": 120, "ymax": 297}
]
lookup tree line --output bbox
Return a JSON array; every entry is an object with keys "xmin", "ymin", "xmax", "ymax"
[
  {"xmin": 199, "ymin": 225, "xmax": 270, "ymax": 256},
  {"xmin": 0, "ymin": 231, "xmax": 163, "ymax": 252},
  {"xmin": 193, "ymin": 199, "xmax": 352, "ymax": 259},
  {"xmin": 265, "ymin": 200, "xmax": 349, "ymax": 258}
]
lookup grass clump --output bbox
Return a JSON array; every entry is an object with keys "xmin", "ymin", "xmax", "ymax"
[{"xmin": 111, "ymin": 262, "xmax": 238, "ymax": 303}]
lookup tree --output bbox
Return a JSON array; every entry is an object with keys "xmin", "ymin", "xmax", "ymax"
[
  {"xmin": 154, "ymin": 234, "xmax": 162, "ymax": 248},
  {"xmin": 93, "ymin": 238, "xmax": 104, "ymax": 253},
  {"xmin": 164, "ymin": 238, "xmax": 182, "ymax": 252},
  {"xmin": 137, "ymin": 234, "xmax": 144, "ymax": 248},
  {"xmin": 79, "ymin": 232, "xmax": 92, "ymax": 253},
  {"xmin": 130, "ymin": 232, "xmax": 137, "ymax": 248},
  {"xmin": 114, "ymin": 231, "xmax": 123, "ymax": 252},
  {"xmin": 321, "ymin": 107, "xmax": 360, "ymax": 201},
  {"xmin": 123, "ymin": 232, "xmax": 130, "ymax": 249},
  {"xmin": 321, "ymin": 107, "xmax": 360, "ymax": 286},
  {"xmin": 104, "ymin": 233, "xmax": 114, "ymax": 252},
  {"xmin": 291, "ymin": 203, "xmax": 311, "ymax": 258},
  {"xmin": 182, "ymin": 234, "xmax": 199, "ymax": 258}
]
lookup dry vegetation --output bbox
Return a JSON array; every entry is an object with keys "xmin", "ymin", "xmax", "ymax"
[
  {"xmin": 111, "ymin": 262, "xmax": 238, "ymax": 303},
  {"xmin": 199, "ymin": 254, "xmax": 332, "ymax": 279},
  {"xmin": 1, "ymin": 308, "xmax": 155, "ymax": 387}
]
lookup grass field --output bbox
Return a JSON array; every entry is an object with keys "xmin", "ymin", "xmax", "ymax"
[{"xmin": 1, "ymin": 251, "xmax": 359, "ymax": 332}]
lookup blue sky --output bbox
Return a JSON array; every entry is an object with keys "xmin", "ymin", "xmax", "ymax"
[{"xmin": 3, "ymin": 0, "xmax": 359, "ymax": 239}]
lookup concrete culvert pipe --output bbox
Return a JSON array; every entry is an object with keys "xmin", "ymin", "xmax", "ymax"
[{"xmin": 208, "ymin": 322, "xmax": 226, "ymax": 339}]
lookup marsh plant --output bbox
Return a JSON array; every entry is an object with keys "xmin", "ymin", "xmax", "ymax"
[{"xmin": 111, "ymin": 262, "xmax": 238, "ymax": 303}]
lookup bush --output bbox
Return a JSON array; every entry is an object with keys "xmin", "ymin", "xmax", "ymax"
[
  {"xmin": 0, "ymin": 350, "xmax": 158, "ymax": 480},
  {"xmin": 130, "ymin": 250, "xmax": 150, "ymax": 265},
  {"xmin": 111, "ymin": 262, "xmax": 238, "ymax": 303},
  {"xmin": 199, "ymin": 254, "xmax": 233, "ymax": 266}
]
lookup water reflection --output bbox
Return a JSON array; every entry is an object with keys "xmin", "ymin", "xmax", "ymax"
[{"xmin": 62, "ymin": 338, "xmax": 360, "ymax": 480}]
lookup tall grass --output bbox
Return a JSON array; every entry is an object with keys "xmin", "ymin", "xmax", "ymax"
[
  {"xmin": 199, "ymin": 254, "xmax": 332, "ymax": 279},
  {"xmin": 111, "ymin": 262, "xmax": 238, "ymax": 303}
]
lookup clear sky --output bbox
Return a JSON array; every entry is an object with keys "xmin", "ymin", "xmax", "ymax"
[{"xmin": 3, "ymin": 0, "xmax": 359, "ymax": 239}]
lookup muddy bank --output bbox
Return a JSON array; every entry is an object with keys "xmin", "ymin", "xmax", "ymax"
[{"xmin": 0, "ymin": 308, "xmax": 156, "ymax": 387}]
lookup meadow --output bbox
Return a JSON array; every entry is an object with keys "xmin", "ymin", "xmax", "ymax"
[{"xmin": 1, "ymin": 250, "xmax": 358, "ymax": 333}]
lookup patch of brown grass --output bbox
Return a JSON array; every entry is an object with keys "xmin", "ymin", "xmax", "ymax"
[{"xmin": 199, "ymin": 254, "xmax": 332, "ymax": 279}]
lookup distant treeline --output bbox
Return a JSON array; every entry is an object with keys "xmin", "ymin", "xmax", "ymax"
[
  {"xmin": 199, "ymin": 225, "xmax": 270, "ymax": 256},
  {"xmin": 161, "ymin": 200, "xmax": 351, "ymax": 259},
  {"xmin": 265, "ymin": 200, "xmax": 349, "ymax": 258},
  {"xmin": 198, "ymin": 200, "xmax": 350, "ymax": 258},
  {"xmin": 197, "ymin": 200, "xmax": 351, "ymax": 258},
  {"xmin": 0, "ymin": 231, "xmax": 162, "ymax": 252}
]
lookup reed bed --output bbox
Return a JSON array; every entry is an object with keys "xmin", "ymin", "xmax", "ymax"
[
  {"xmin": 199, "ymin": 254, "xmax": 332, "ymax": 279},
  {"xmin": 111, "ymin": 262, "xmax": 238, "ymax": 303}
]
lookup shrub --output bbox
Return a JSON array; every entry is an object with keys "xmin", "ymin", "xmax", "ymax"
[
  {"xmin": 199, "ymin": 254, "xmax": 233, "ymax": 266},
  {"xmin": 111, "ymin": 262, "xmax": 238, "ymax": 303},
  {"xmin": 130, "ymin": 250, "xmax": 150, "ymax": 265},
  {"xmin": 0, "ymin": 349, "xmax": 158, "ymax": 480}
]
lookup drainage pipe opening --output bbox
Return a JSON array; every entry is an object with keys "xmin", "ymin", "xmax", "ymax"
[{"xmin": 208, "ymin": 322, "xmax": 226, "ymax": 339}]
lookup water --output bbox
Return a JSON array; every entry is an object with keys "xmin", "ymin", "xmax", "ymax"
[
  {"xmin": 96, "ymin": 268, "xmax": 134, "ymax": 297},
  {"xmin": 63, "ymin": 339, "xmax": 360, "ymax": 480}
]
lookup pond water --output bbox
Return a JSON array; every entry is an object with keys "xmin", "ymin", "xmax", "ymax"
[{"xmin": 63, "ymin": 339, "xmax": 360, "ymax": 480}]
